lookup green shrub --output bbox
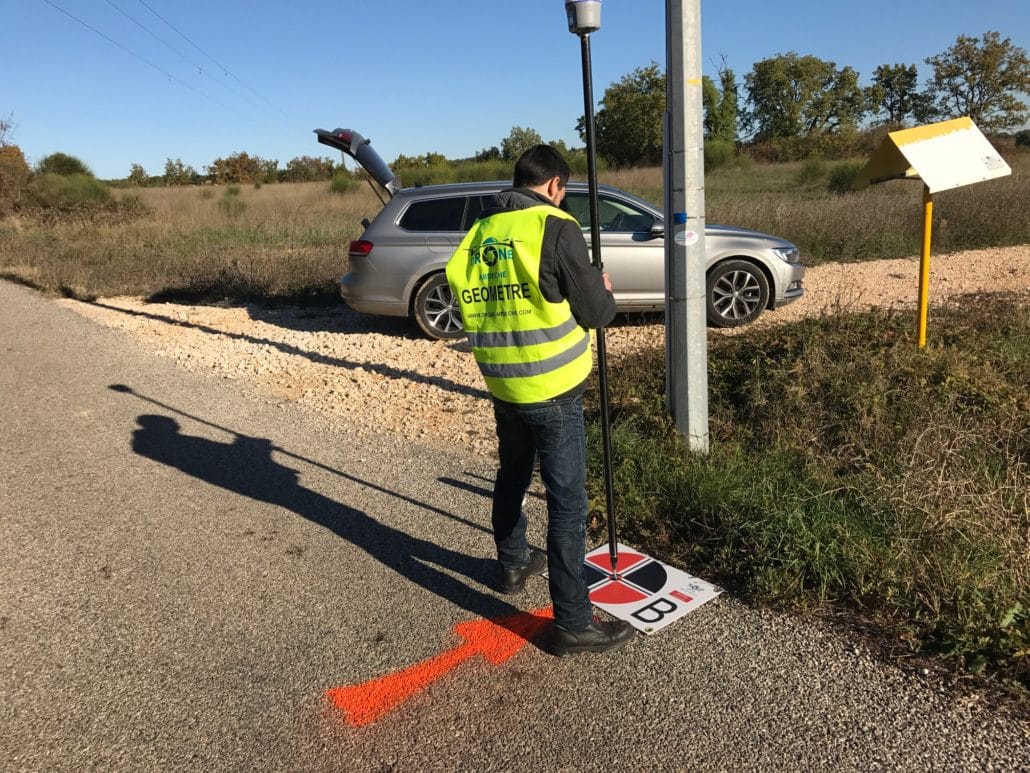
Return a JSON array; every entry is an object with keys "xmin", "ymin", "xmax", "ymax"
[
  {"xmin": 225, "ymin": 184, "xmax": 241, "ymax": 197},
  {"xmin": 1016, "ymin": 129, "xmax": 1030, "ymax": 149},
  {"xmin": 29, "ymin": 173, "xmax": 110, "ymax": 208},
  {"xmin": 827, "ymin": 160, "xmax": 867, "ymax": 194},
  {"xmin": 593, "ymin": 295, "xmax": 1030, "ymax": 686},
  {"xmin": 448, "ymin": 159, "xmax": 513, "ymax": 183},
  {"xmin": 704, "ymin": 139, "xmax": 736, "ymax": 170},
  {"xmin": 35, "ymin": 152, "xmax": 93, "ymax": 177},
  {"xmin": 565, "ymin": 151, "xmax": 606, "ymax": 178},
  {"xmin": 741, "ymin": 141, "xmax": 786, "ymax": 163},
  {"xmin": 395, "ymin": 163, "xmax": 452, "ymax": 187},
  {"xmin": 794, "ymin": 158, "xmax": 828, "ymax": 187},
  {"xmin": 329, "ymin": 171, "xmax": 360, "ymax": 194}
]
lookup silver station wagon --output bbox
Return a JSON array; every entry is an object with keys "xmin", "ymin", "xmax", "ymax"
[{"xmin": 317, "ymin": 128, "xmax": 805, "ymax": 340}]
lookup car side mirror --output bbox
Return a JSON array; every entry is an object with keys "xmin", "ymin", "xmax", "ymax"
[{"xmin": 650, "ymin": 223, "xmax": 665, "ymax": 238}]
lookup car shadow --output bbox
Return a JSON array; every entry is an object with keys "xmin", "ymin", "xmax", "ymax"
[
  {"xmin": 608, "ymin": 311, "xmax": 664, "ymax": 328},
  {"xmin": 244, "ymin": 302, "xmax": 423, "ymax": 338},
  {"xmin": 128, "ymin": 411, "xmax": 531, "ymax": 628}
]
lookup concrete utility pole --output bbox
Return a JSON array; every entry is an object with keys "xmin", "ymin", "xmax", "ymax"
[{"xmin": 664, "ymin": 0, "xmax": 709, "ymax": 452}]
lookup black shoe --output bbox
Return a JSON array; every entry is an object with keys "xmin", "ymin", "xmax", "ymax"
[
  {"xmin": 549, "ymin": 619, "xmax": 634, "ymax": 656},
  {"xmin": 499, "ymin": 550, "xmax": 547, "ymax": 595}
]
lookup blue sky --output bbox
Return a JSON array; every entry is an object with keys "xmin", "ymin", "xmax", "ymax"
[{"xmin": 2, "ymin": 0, "xmax": 1027, "ymax": 179}]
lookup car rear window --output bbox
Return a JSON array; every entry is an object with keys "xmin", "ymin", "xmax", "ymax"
[{"xmin": 399, "ymin": 197, "xmax": 466, "ymax": 232}]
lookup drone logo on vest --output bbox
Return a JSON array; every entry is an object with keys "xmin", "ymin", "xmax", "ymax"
[{"xmin": 470, "ymin": 238, "xmax": 515, "ymax": 267}]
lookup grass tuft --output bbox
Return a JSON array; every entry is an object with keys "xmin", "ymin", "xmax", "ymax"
[
  {"xmin": 794, "ymin": 158, "xmax": 828, "ymax": 188},
  {"xmin": 827, "ymin": 160, "xmax": 866, "ymax": 195}
]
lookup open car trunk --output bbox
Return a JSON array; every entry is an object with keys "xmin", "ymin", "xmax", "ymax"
[{"xmin": 314, "ymin": 128, "xmax": 398, "ymax": 198}]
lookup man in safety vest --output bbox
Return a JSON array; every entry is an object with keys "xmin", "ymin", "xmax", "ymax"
[{"xmin": 446, "ymin": 145, "xmax": 633, "ymax": 656}]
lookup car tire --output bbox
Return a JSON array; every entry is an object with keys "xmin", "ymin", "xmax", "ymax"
[
  {"xmin": 706, "ymin": 259, "xmax": 770, "ymax": 327},
  {"xmin": 413, "ymin": 273, "xmax": 465, "ymax": 340}
]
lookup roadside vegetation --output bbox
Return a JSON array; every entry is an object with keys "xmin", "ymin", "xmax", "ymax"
[
  {"xmin": 588, "ymin": 295, "xmax": 1029, "ymax": 694},
  {"xmin": 616, "ymin": 147, "xmax": 1030, "ymax": 264},
  {"xmin": 0, "ymin": 178, "xmax": 359, "ymax": 302}
]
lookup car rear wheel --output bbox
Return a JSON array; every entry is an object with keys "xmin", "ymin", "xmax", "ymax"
[
  {"xmin": 413, "ymin": 273, "xmax": 465, "ymax": 340},
  {"xmin": 706, "ymin": 260, "xmax": 770, "ymax": 327}
]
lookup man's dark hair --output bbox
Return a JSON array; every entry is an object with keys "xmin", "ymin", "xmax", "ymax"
[{"xmin": 513, "ymin": 145, "xmax": 570, "ymax": 188}]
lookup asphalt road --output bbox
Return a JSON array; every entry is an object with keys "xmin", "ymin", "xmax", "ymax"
[{"xmin": 1, "ymin": 280, "xmax": 1026, "ymax": 772}]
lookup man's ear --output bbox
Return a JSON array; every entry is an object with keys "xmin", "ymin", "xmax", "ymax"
[{"xmin": 546, "ymin": 176, "xmax": 563, "ymax": 204}]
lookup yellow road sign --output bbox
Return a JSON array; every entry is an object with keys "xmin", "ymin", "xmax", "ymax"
[{"xmin": 853, "ymin": 117, "xmax": 1011, "ymax": 194}]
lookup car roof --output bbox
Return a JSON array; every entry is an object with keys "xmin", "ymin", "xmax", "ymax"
[{"xmin": 392, "ymin": 179, "xmax": 644, "ymax": 201}]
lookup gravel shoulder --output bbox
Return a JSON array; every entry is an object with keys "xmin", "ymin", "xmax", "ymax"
[{"xmin": 59, "ymin": 245, "xmax": 1030, "ymax": 458}]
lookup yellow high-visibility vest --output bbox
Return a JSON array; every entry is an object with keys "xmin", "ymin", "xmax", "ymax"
[{"xmin": 446, "ymin": 204, "xmax": 592, "ymax": 403}]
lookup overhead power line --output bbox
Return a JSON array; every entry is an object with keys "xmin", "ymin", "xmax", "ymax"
[
  {"xmin": 104, "ymin": 0, "xmax": 197, "ymax": 73},
  {"xmin": 102, "ymin": 0, "xmax": 268, "ymax": 114},
  {"xmin": 137, "ymin": 0, "xmax": 286, "ymax": 116},
  {"xmin": 39, "ymin": 0, "xmax": 254, "ymax": 121}
]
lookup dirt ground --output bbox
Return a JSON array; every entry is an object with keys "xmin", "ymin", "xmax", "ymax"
[{"xmin": 61, "ymin": 245, "xmax": 1030, "ymax": 457}]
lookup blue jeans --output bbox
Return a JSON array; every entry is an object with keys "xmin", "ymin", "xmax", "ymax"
[{"xmin": 492, "ymin": 394, "xmax": 592, "ymax": 631}]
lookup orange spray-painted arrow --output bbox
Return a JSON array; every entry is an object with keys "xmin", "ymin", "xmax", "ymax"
[{"xmin": 326, "ymin": 607, "xmax": 553, "ymax": 727}]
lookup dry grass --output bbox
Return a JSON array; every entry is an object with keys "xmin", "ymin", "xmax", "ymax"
[
  {"xmin": 0, "ymin": 181, "xmax": 384, "ymax": 301},
  {"xmin": 601, "ymin": 150, "xmax": 1030, "ymax": 265}
]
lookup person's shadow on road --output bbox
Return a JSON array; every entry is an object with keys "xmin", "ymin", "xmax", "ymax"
[{"xmin": 130, "ymin": 414, "xmax": 517, "ymax": 623}]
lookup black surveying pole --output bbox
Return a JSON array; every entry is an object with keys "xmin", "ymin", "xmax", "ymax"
[{"xmin": 565, "ymin": 1, "xmax": 619, "ymax": 580}]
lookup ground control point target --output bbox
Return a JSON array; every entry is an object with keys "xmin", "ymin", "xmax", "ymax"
[{"xmin": 584, "ymin": 544, "xmax": 721, "ymax": 634}]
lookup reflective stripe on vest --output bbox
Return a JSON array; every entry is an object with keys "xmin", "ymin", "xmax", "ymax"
[
  {"xmin": 446, "ymin": 203, "xmax": 593, "ymax": 404},
  {"xmin": 476, "ymin": 332, "xmax": 589, "ymax": 379},
  {"xmin": 465, "ymin": 315, "xmax": 581, "ymax": 349}
]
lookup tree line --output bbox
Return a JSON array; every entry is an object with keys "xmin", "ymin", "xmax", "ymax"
[
  {"xmin": 145, "ymin": 125, "xmax": 585, "ymax": 189},
  {"xmin": 593, "ymin": 30, "xmax": 1029, "ymax": 165},
  {"xmin": 125, "ymin": 153, "xmax": 343, "ymax": 187}
]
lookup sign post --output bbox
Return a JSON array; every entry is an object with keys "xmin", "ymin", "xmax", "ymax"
[
  {"xmin": 853, "ymin": 117, "xmax": 1011, "ymax": 348},
  {"xmin": 918, "ymin": 185, "xmax": 933, "ymax": 347}
]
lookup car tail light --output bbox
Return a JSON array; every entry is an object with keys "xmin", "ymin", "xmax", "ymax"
[{"xmin": 348, "ymin": 240, "xmax": 373, "ymax": 258}]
